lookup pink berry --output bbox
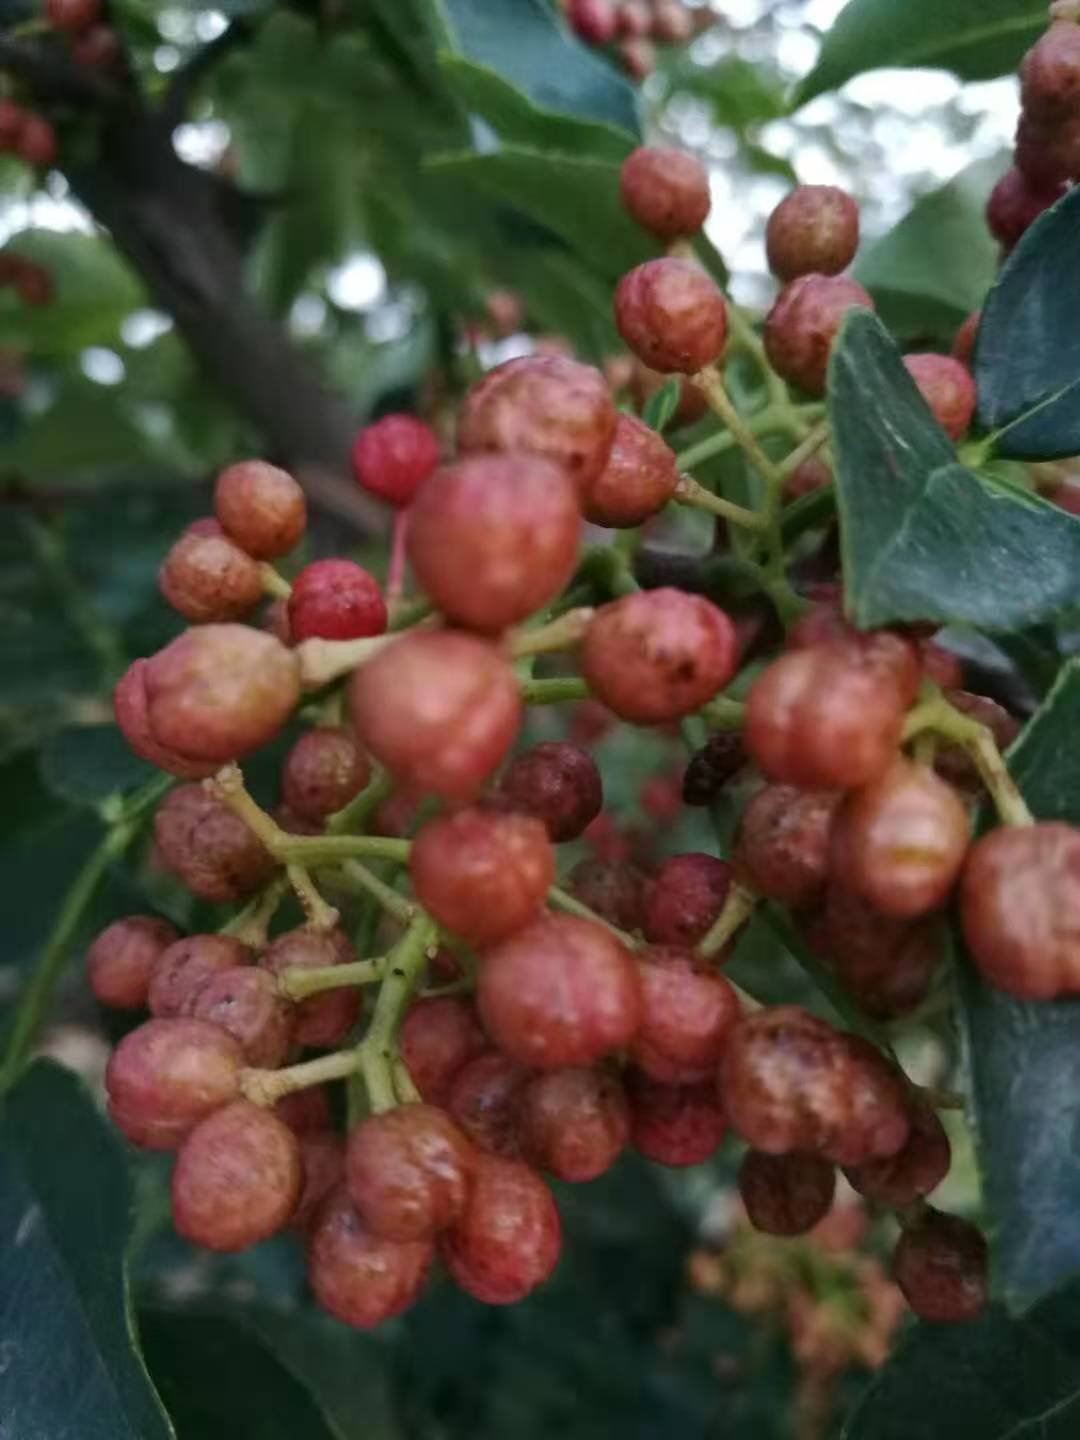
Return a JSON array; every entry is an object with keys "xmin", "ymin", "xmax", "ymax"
[
  {"xmin": 619, "ymin": 146, "xmax": 711, "ymax": 240},
  {"xmin": 903, "ymin": 354, "xmax": 977, "ymax": 440},
  {"xmin": 440, "ymin": 1155, "xmax": 561, "ymax": 1305},
  {"xmin": 765, "ymin": 186, "xmax": 859, "ymax": 283},
  {"xmin": 105, "ymin": 1017, "xmax": 243, "ymax": 1150},
  {"xmin": 147, "ymin": 933, "xmax": 252, "ymax": 1018},
  {"xmin": 346, "ymin": 1103, "xmax": 474, "ymax": 1242},
  {"xmin": 400, "ymin": 997, "xmax": 488, "ymax": 1107},
  {"xmin": 520, "ymin": 1066, "xmax": 629, "ymax": 1181},
  {"xmin": 447, "ymin": 1052, "xmax": 530, "ymax": 1159},
  {"xmin": 153, "ymin": 786, "xmax": 275, "ymax": 904},
  {"xmin": 159, "ymin": 518, "xmax": 263, "ymax": 624},
  {"xmin": 261, "ymin": 927, "xmax": 361, "ymax": 1048},
  {"xmin": 87, "ymin": 916, "xmax": 180, "ymax": 1010},
  {"xmin": 213, "ymin": 460, "xmax": 306, "ymax": 559},
  {"xmin": 282, "ymin": 726, "xmax": 371, "ymax": 823},
  {"xmin": 113, "ymin": 659, "xmax": 218, "ymax": 780},
  {"xmin": 630, "ymin": 945, "xmax": 740, "ymax": 1083},
  {"xmin": 580, "ymin": 412, "xmax": 679, "ymax": 528},
  {"xmin": 626, "ymin": 1070, "xmax": 727, "ymax": 1166},
  {"xmin": 308, "ymin": 1187, "xmax": 433, "ymax": 1327},
  {"xmin": 763, "ymin": 274, "xmax": 874, "ymax": 397},
  {"xmin": 614, "ymin": 258, "xmax": 727, "ymax": 375}
]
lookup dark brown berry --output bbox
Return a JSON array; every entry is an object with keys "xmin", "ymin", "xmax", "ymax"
[
  {"xmin": 614, "ymin": 258, "xmax": 728, "ymax": 375},
  {"xmin": 308, "ymin": 1187, "xmax": 433, "ymax": 1327},
  {"xmin": 936, "ymin": 690, "xmax": 1020, "ymax": 793},
  {"xmin": 213, "ymin": 459, "xmax": 306, "ymax": 559},
  {"xmin": 171, "ymin": 1100, "xmax": 301, "ymax": 1251},
  {"xmin": 734, "ymin": 784, "xmax": 841, "ymax": 907},
  {"xmin": 682, "ymin": 731, "xmax": 746, "ymax": 806},
  {"xmin": 439, "ymin": 1155, "xmax": 561, "ymax": 1304},
  {"xmin": 765, "ymin": 186, "xmax": 859, "ymax": 283},
  {"xmin": 582, "ymin": 589, "xmax": 738, "ymax": 724},
  {"xmin": 823, "ymin": 883, "xmax": 942, "ymax": 1019},
  {"xmin": 986, "ymin": 164, "xmax": 1064, "ymax": 249},
  {"xmin": 478, "ymin": 913, "xmax": 641, "ymax": 1068},
  {"xmin": 1021, "ymin": 20, "xmax": 1080, "ymax": 123},
  {"xmin": 447, "ymin": 1052, "xmax": 530, "ymax": 1159},
  {"xmin": 845, "ymin": 1102, "xmax": 951, "ymax": 1207},
  {"xmin": 763, "ymin": 274, "xmax": 874, "ymax": 397},
  {"xmin": 738, "ymin": 1150, "xmax": 836, "ymax": 1236},
  {"xmin": 893, "ymin": 1210, "xmax": 988, "ymax": 1323},
  {"xmin": 619, "ymin": 146, "xmax": 711, "ymax": 240},
  {"xmin": 87, "ymin": 916, "xmax": 180, "ymax": 1010},
  {"xmin": 642, "ymin": 853, "xmax": 731, "ymax": 948},
  {"xmin": 153, "ymin": 785, "xmax": 275, "ymax": 904},
  {"xmin": 567, "ymin": 857, "xmax": 647, "ymax": 931},
  {"xmin": 498, "ymin": 741, "xmax": 602, "ymax": 842}
]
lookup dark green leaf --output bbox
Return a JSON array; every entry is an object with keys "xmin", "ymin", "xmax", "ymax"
[
  {"xmin": 40, "ymin": 726, "xmax": 156, "ymax": 810},
  {"xmin": 642, "ymin": 378, "xmax": 681, "ymax": 434},
  {"xmin": 796, "ymin": 0, "xmax": 1046, "ymax": 106},
  {"xmin": 976, "ymin": 185, "xmax": 1080, "ymax": 459},
  {"xmin": 831, "ymin": 310, "xmax": 1080, "ymax": 632},
  {"xmin": 438, "ymin": 57, "xmax": 634, "ymax": 162},
  {"xmin": 426, "ymin": 148, "xmax": 655, "ymax": 283},
  {"xmin": 843, "ymin": 1281, "xmax": 1080, "ymax": 1438},
  {"xmin": 956, "ymin": 660, "xmax": 1080, "ymax": 1311},
  {"xmin": 140, "ymin": 1308, "xmax": 337, "ymax": 1440},
  {"xmin": 0, "ymin": 230, "xmax": 144, "ymax": 354},
  {"xmin": 0, "ymin": 1062, "xmax": 174, "ymax": 1440},
  {"xmin": 853, "ymin": 156, "xmax": 1003, "ymax": 345},
  {"xmin": 437, "ymin": 0, "xmax": 640, "ymax": 138}
]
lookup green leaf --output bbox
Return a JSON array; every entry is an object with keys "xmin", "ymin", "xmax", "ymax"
[
  {"xmin": 140, "ymin": 1309, "xmax": 338, "ymax": 1440},
  {"xmin": 40, "ymin": 725, "xmax": 156, "ymax": 811},
  {"xmin": 662, "ymin": 54, "xmax": 787, "ymax": 130},
  {"xmin": 795, "ymin": 0, "xmax": 1046, "ymax": 106},
  {"xmin": 843, "ymin": 1282, "xmax": 1080, "ymax": 1438},
  {"xmin": 435, "ymin": 0, "xmax": 640, "ymax": 138},
  {"xmin": 426, "ymin": 148, "xmax": 655, "ymax": 282},
  {"xmin": 831, "ymin": 310, "xmax": 1080, "ymax": 633},
  {"xmin": 642, "ymin": 378, "xmax": 681, "ymax": 434},
  {"xmin": 976, "ymin": 185, "xmax": 1080, "ymax": 460},
  {"xmin": 852, "ymin": 156, "xmax": 1003, "ymax": 345},
  {"xmin": 956, "ymin": 661, "xmax": 1080, "ymax": 1312},
  {"xmin": 0, "ymin": 1062, "xmax": 174, "ymax": 1440},
  {"xmin": 0, "ymin": 230, "xmax": 145, "ymax": 355},
  {"xmin": 438, "ymin": 56, "xmax": 634, "ymax": 162}
]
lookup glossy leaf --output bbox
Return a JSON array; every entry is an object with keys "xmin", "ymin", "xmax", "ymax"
[
  {"xmin": 853, "ymin": 156, "xmax": 1003, "ymax": 344},
  {"xmin": 41, "ymin": 725, "xmax": 156, "ymax": 811},
  {"xmin": 831, "ymin": 310, "xmax": 1080, "ymax": 632},
  {"xmin": 796, "ymin": 0, "xmax": 1046, "ymax": 106},
  {"xmin": 642, "ymin": 378, "xmax": 681, "ymax": 433},
  {"xmin": 956, "ymin": 660, "xmax": 1080, "ymax": 1311},
  {"xmin": 426, "ymin": 148, "xmax": 655, "ymax": 282},
  {"xmin": 844, "ymin": 1281, "xmax": 1080, "ymax": 1437},
  {"xmin": 140, "ymin": 1309, "xmax": 338, "ymax": 1440},
  {"xmin": 436, "ymin": 0, "xmax": 640, "ymax": 138},
  {"xmin": 976, "ymin": 185, "xmax": 1080, "ymax": 459},
  {"xmin": 0, "ymin": 1062, "xmax": 174, "ymax": 1440}
]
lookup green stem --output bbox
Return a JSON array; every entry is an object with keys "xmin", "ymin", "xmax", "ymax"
[
  {"xmin": 258, "ymin": 563, "xmax": 292, "ymax": 600},
  {"xmin": 241, "ymin": 1049, "xmax": 360, "ymax": 1106},
  {"xmin": 278, "ymin": 957, "xmax": 384, "ymax": 1000},
  {"xmin": 357, "ymin": 915, "xmax": 436, "ymax": 1114},
  {"xmin": 327, "ymin": 766, "xmax": 394, "ymax": 835},
  {"xmin": 903, "ymin": 695, "xmax": 1033, "ymax": 827},
  {"xmin": 674, "ymin": 475, "xmax": 767, "ymax": 531},
  {"xmin": 281, "ymin": 834, "xmax": 412, "ymax": 866},
  {"xmin": 520, "ymin": 677, "xmax": 590, "ymax": 705},
  {"xmin": 0, "ymin": 819, "xmax": 137, "ymax": 1094},
  {"xmin": 699, "ymin": 696, "xmax": 747, "ymax": 731},
  {"xmin": 328, "ymin": 859, "xmax": 415, "ymax": 924},
  {"xmin": 698, "ymin": 884, "xmax": 757, "ymax": 960}
]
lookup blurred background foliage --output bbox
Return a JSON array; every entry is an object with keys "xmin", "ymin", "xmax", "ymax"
[{"xmin": 0, "ymin": 2, "xmax": 1039, "ymax": 1437}]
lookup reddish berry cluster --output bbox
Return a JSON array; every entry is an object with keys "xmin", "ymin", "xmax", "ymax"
[
  {"xmin": 565, "ymin": 0, "xmax": 705, "ymax": 80},
  {"xmin": 0, "ymin": 99, "xmax": 56, "ymax": 169},
  {"xmin": 45, "ymin": 0, "xmax": 123, "ymax": 68}
]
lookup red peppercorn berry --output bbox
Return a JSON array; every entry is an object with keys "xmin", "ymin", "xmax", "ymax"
[
  {"xmin": 631, "ymin": 945, "xmax": 740, "ymax": 1083},
  {"xmin": 614, "ymin": 258, "xmax": 728, "ymax": 375},
  {"xmin": 351, "ymin": 414, "xmax": 440, "ymax": 508},
  {"xmin": 105, "ymin": 1017, "xmax": 243, "ymax": 1151},
  {"xmin": 154, "ymin": 785, "xmax": 274, "ymax": 904},
  {"xmin": 738, "ymin": 1150, "xmax": 836, "ymax": 1236},
  {"xmin": 903, "ymin": 354, "xmax": 977, "ymax": 441},
  {"xmin": 763, "ymin": 274, "xmax": 874, "ymax": 397},
  {"xmin": 642, "ymin": 853, "xmax": 732, "ymax": 948},
  {"xmin": 346, "ymin": 1102, "xmax": 474, "ymax": 1242},
  {"xmin": 87, "ymin": 916, "xmax": 180, "ymax": 1010},
  {"xmin": 261, "ymin": 927, "xmax": 362, "ymax": 1048},
  {"xmin": 765, "ymin": 185, "xmax": 859, "ymax": 283},
  {"xmin": 499, "ymin": 741, "xmax": 603, "ymax": 843},
  {"xmin": 892, "ymin": 1209, "xmax": 988, "ymax": 1324},
  {"xmin": 213, "ymin": 459, "xmax": 306, "ymax": 559},
  {"xmin": 288, "ymin": 559, "xmax": 387, "ymax": 643},
  {"xmin": 159, "ymin": 518, "xmax": 263, "ymax": 624},
  {"xmin": 400, "ymin": 997, "xmax": 488, "ymax": 1107},
  {"xmin": 579, "ymin": 412, "xmax": 680, "ymax": 529},
  {"xmin": 626, "ymin": 1069, "xmax": 727, "ymax": 1167},
  {"xmin": 734, "ymin": 784, "xmax": 841, "ymax": 907},
  {"xmin": 147, "ymin": 933, "xmax": 252, "ymax": 1018},
  {"xmin": 308, "ymin": 1186, "xmax": 433, "ymax": 1327},
  {"xmin": 619, "ymin": 146, "xmax": 711, "ymax": 241},
  {"xmin": 440, "ymin": 1154, "xmax": 561, "ymax": 1305}
]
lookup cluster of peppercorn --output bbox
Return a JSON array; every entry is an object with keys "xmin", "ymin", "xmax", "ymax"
[
  {"xmin": 78, "ymin": 26, "xmax": 1080, "ymax": 1336},
  {"xmin": 44, "ymin": 0, "xmax": 123, "ymax": 70},
  {"xmin": 0, "ymin": 250, "xmax": 53, "ymax": 306},
  {"xmin": 565, "ymin": 0, "xmax": 707, "ymax": 81},
  {"xmin": 0, "ymin": 97, "xmax": 56, "ymax": 169}
]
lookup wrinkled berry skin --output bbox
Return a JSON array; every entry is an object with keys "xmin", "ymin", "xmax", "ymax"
[
  {"xmin": 148, "ymin": 933, "xmax": 252, "ymax": 1018},
  {"xmin": 309, "ymin": 1187, "xmax": 433, "ymax": 1328},
  {"xmin": 823, "ymin": 884, "xmax": 942, "ymax": 1019},
  {"xmin": 261, "ymin": 927, "xmax": 361, "ymax": 1048},
  {"xmin": 400, "ymin": 997, "xmax": 487, "ymax": 1106},
  {"xmin": 721, "ymin": 1007, "xmax": 910, "ymax": 1166},
  {"xmin": 520, "ymin": 1066, "xmax": 629, "ymax": 1181},
  {"xmin": 172, "ymin": 1100, "xmax": 301, "ymax": 1252},
  {"xmin": 346, "ymin": 1103, "xmax": 473, "ymax": 1243},
  {"xmin": 832, "ymin": 760, "xmax": 970, "ymax": 919},
  {"xmin": 154, "ymin": 785, "xmax": 275, "ymax": 903},
  {"xmin": 411, "ymin": 808, "xmax": 553, "ymax": 948},
  {"xmin": 582, "ymin": 589, "xmax": 737, "ymax": 725},
  {"xmin": 936, "ymin": 690, "xmax": 1020, "ymax": 794},
  {"xmin": 763, "ymin": 274, "xmax": 874, "ymax": 396},
  {"xmin": 631, "ymin": 945, "xmax": 740, "ymax": 1084},
  {"xmin": 1021, "ymin": 20, "xmax": 1080, "ymax": 123},
  {"xmin": 159, "ymin": 519, "xmax": 263, "ymax": 624},
  {"xmin": 349, "ymin": 631, "xmax": 521, "ymax": 803},
  {"xmin": 185, "ymin": 966, "xmax": 295, "ymax": 1068},
  {"xmin": 746, "ymin": 648, "xmax": 907, "ymax": 791},
  {"xmin": 986, "ymin": 166, "xmax": 1064, "ymax": 250},
  {"xmin": 738, "ymin": 1151, "xmax": 836, "ymax": 1236},
  {"xmin": 960, "ymin": 821, "xmax": 1080, "ymax": 998},
  {"xmin": 903, "ymin": 354, "xmax": 977, "ymax": 441},
  {"xmin": 87, "ymin": 916, "xmax": 180, "ymax": 1010},
  {"xmin": 440, "ymin": 1155, "xmax": 561, "ymax": 1305},
  {"xmin": 478, "ymin": 913, "xmax": 641, "ymax": 1068},
  {"xmin": 213, "ymin": 460, "xmax": 306, "ymax": 559},
  {"xmin": 786, "ymin": 605, "xmax": 921, "ymax": 707},
  {"xmin": 845, "ymin": 1102, "xmax": 951, "ymax": 1207},
  {"xmin": 580, "ymin": 413, "xmax": 679, "ymax": 528},
  {"xmin": 288, "ymin": 559, "xmax": 387, "ymax": 643},
  {"xmin": 113, "ymin": 659, "xmax": 218, "ymax": 779},
  {"xmin": 734, "ymin": 785, "xmax": 840, "ymax": 907},
  {"xmin": 447, "ymin": 1052, "xmax": 529, "ymax": 1159},
  {"xmin": 626, "ymin": 1070, "xmax": 727, "ymax": 1166},
  {"xmin": 614, "ymin": 258, "xmax": 728, "ymax": 375},
  {"xmin": 457, "ymin": 355, "xmax": 616, "ymax": 494},
  {"xmin": 282, "ymin": 727, "xmax": 371, "ymax": 823},
  {"xmin": 893, "ymin": 1210, "xmax": 988, "ymax": 1324},
  {"xmin": 499, "ymin": 742, "xmax": 602, "ymax": 843},
  {"xmin": 144, "ymin": 624, "xmax": 300, "ymax": 764},
  {"xmin": 407, "ymin": 454, "xmax": 580, "ymax": 632},
  {"xmin": 682, "ymin": 731, "xmax": 746, "ymax": 806},
  {"xmin": 642, "ymin": 853, "xmax": 732, "ymax": 948},
  {"xmin": 351, "ymin": 413, "xmax": 440, "ymax": 508},
  {"xmin": 765, "ymin": 185, "xmax": 859, "ymax": 283},
  {"xmin": 105, "ymin": 1017, "xmax": 243, "ymax": 1150},
  {"xmin": 619, "ymin": 146, "xmax": 711, "ymax": 240},
  {"xmin": 568, "ymin": 857, "xmax": 647, "ymax": 932}
]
